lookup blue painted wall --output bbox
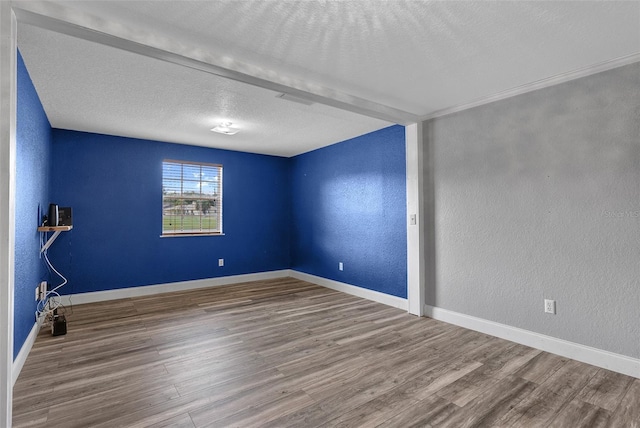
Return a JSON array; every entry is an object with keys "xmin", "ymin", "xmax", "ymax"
[
  {"xmin": 16, "ymin": 56, "xmax": 407, "ymax": 306},
  {"xmin": 14, "ymin": 51, "xmax": 52, "ymax": 359},
  {"xmin": 47, "ymin": 126, "xmax": 406, "ymax": 299},
  {"xmin": 290, "ymin": 125, "xmax": 407, "ymax": 298},
  {"xmin": 49, "ymin": 130, "xmax": 291, "ymax": 294}
]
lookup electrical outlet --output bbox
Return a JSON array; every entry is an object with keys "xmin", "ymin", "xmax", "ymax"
[
  {"xmin": 544, "ymin": 299, "xmax": 556, "ymax": 314},
  {"xmin": 339, "ymin": 262, "xmax": 343, "ymax": 271},
  {"xmin": 218, "ymin": 258, "xmax": 224, "ymax": 267},
  {"xmin": 39, "ymin": 281, "xmax": 47, "ymax": 299},
  {"xmin": 35, "ymin": 286, "xmax": 40, "ymax": 301}
]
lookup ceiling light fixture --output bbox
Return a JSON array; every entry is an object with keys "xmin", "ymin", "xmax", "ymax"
[{"xmin": 211, "ymin": 122, "xmax": 240, "ymax": 135}]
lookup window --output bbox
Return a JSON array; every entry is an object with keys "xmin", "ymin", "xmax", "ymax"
[{"xmin": 162, "ymin": 160, "xmax": 222, "ymax": 235}]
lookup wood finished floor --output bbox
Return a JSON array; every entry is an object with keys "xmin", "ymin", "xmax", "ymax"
[{"xmin": 13, "ymin": 278, "xmax": 639, "ymax": 428}]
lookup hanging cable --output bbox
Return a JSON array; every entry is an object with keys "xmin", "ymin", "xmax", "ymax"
[{"xmin": 36, "ymin": 231, "xmax": 68, "ymax": 319}]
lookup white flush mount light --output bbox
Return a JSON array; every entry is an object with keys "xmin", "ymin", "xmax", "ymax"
[{"xmin": 211, "ymin": 122, "xmax": 240, "ymax": 135}]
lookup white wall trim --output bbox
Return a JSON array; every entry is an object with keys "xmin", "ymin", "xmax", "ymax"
[
  {"xmin": 59, "ymin": 270, "xmax": 291, "ymax": 306},
  {"xmin": 289, "ymin": 270, "xmax": 408, "ymax": 311},
  {"xmin": 420, "ymin": 53, "xmax": 640, "ymax": 122},
  {"xmin": 59, "ymin": 269, "xmax": 407, "ymax": 313},
  {"xmin": 405, "ymin": 123, "xmax": 425, "ymax": 316},
  {"xmin": 11, "ymin": 317, "xmax": 44, "ymax": 387},
  {"xmin": 0, "ymin": 3, "xmax": 17, "ymax": 426},
  {"xmin": 425, "ymin": 304, "xmax": 640, "ymax": 379}
]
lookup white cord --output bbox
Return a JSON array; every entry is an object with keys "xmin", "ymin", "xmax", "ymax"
[
  {"xmin": 36, "ymin": 232, "xmax": 68, "ymax": 318},
  {"xmin": 43, "ymin": 250, "xmax": 67, "ymax": 293}
]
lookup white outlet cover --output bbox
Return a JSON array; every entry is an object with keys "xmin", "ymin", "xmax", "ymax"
[{"xmin": 544, "ymin": 299, "xmax": 556, "ymax": 314}]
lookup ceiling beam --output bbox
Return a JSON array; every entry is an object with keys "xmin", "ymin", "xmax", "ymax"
[{"xmin": 13, "ymin": 1, "xmax": 420, "ymax": 126}]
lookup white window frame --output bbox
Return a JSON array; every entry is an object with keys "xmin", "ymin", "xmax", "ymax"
[{"xmin": 161, "ymin": 159, "xmax": 223, "ymax": 237}]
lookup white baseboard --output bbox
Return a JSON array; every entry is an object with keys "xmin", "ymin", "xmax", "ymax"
[
  {"xmin": 425, "ymin": 304, "xmax": 640, "ymax": 379},
  {"xmin": 12, "ymin": 315, "xmax": 44, "ymax": 386},
  {"xmin": 59, "ymin": 269, "xmax": 407, "ymax": 311},
  {"xmin": 25, "ymin": 272, "xmax": 638, "ymax": 380},
  {"xmin": 60, "ymin": 270, "xmax": 291, "ymax": 306},
  {"xmin": 289, "ymin": 270, "xmax": 408, "ymax": 311},
  {"xmin": 59, "ymin": 269, "xmax": 408, "ymax": 310}
]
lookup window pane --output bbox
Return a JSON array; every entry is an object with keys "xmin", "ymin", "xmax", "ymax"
[
  {"xmin": 162, "ymin": 162, "xmax": 182, "ymax": 180},
  {"xmin": 182, "ymin": 164, "xmax": 201, "ymax": 181},
  {"xmin": 163, "ymin": 214, "xmax": 182, "ymax": 232},
  {"xmin": 163, "ymin": 179, "xmax": 181, "ymax": 195},
  {"xmin": 162, "ymin": 160, "xmax": 222, "ymax": 235}
]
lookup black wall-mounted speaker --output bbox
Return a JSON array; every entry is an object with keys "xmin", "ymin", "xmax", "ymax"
[
  {"xmin": 48, "ymin": 204, "xmax": 59, "ymax": 227},
  {"xmin": 59, "ymin": 207, "xmax": 73, "ymax": 227}
]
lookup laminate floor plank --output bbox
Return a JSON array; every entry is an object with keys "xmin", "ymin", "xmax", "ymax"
[
  {"xmin": 307, "ymin": 386, "xmax": 420, "ymax": 428},
  {"xmin": 172, "ymin": 366, "xmax": 284, "ymax": 397},
  {"xmin": 436, "ymin": 343, "xmax": 540, "ymax": 407},
  {"xmin": 511, "ymin": 351, "xmax": 568, "ymax": 384},
  {"xmin": 537, "ymin": 358, "xmax": 601, "ymax": 399},
  {"xmin": 257, "ymin": 335, "xmax": 339, "ymax": 365},
  {"xmin": 273, "ymin": 345, "xmax": 359, "ymax": 377},
  {"xmin": 436, "ymin": 375, "xmax": 537, "ymax": 427},
  {"xmin": 494, "ymin": 387, "xmax": 575, "ymax": 427},
  {"xmin": 12, "ymin": 277, "xmax": 638, "ymax": 427},
  {"xmin": 44, "ymin": 384, "xmax": 181, "ymax": 428},
  {"xmin": 374, "ymin": 393, "xmax": 459, "ymax": 428},
  {"xmin": 13, "ymin": 363, "xmax": 170, "ymax": 416},
  {"xmin": 260, "ymin": 385, "xmax": 378, "ymax": 428},
  {"xmin": 608, "ymin": 379, "xmax": 640, "ymax": 428},
  {"xmin": 269, "ymin": 359, "xmax": 432, "ymax": 426},
  {"xmin": 494, "ymin": 358, "xmax": 604, "ymax": 427},
  {"xmin": 286, "ymin": 357, "xmax": 376, "ymax": 398},
  {"xmin": 195, "ymin": 390, "xmax": 315, "ymax": 428},
  {"xmin": 330, "ymin": 358, "xmax": 483, "ymax": 428},
  {"xmin": 88, "ymin": 391, "xmax": 226, "ymax": 428},
  {"xmin": 394, "ymin": 359, "xmax": 484, "ymax": 404},
  {"xmin": 10, "ymin": 407, "xmax": 48, "ymax": 428},
  {"xmin": 184, "ymin": 374, "xmax": 313, "ymax": 427},
  {"xmin": 435, "ymin": 365, "xmax": 505, "ymax": 408},
  {"xmin": 143, "ymin": 413, "xmax": 196, "ymax": 428},
  {"xmin": 546, "ymin": 398, "xmax": 611, "ymax": 428},
  {"xmin": 576, "ymin": 368, "xmax": 635, "ymax": 412}
]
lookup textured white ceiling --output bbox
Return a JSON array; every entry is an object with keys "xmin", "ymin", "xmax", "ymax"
[
  {"xmin": 14, "ymin": 0, "xmax": 640, "ymax": 156},
  {"xmin": 18, "ymin": 24, "xmax": 390, "ymax": 157}
]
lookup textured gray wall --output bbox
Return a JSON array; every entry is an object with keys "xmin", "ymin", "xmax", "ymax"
[{"xmin": 427, "ymin": 63, "xmax": 639, "ymax": 359}]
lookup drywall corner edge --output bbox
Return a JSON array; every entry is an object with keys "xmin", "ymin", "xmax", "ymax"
[
  {"xmin": 405, "ymin": 122, "xmax": 425, "ymax": 316},
  {"xmin": 0, "ymin": 3, "xmax": 17, "ymax": 426}
]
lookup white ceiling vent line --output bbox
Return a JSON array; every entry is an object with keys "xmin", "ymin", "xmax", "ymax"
[{"xmin": 276, "ymin": 93, "xmax": 314, "ymax": 106}]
